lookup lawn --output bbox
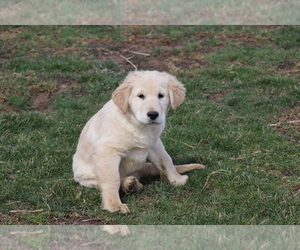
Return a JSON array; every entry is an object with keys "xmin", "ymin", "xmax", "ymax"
[
  {"xmin": 0, "ymin": 0, "xmax": 299, "ymax": 25},
  {"xmin": 0, "ymin": 25, "xmax": 300, "ymax": 226}
]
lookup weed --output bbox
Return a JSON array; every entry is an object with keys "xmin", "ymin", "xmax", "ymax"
[
  {"xmin": 171, "ymin": 48, "xmax": 181, "ymax": 55},
  {"xmin": 184, "ymin": 37, "xmax": 201, "ymax": 53},
  {"xmin": 151, "ymin": 48, "xmax": 164, "ymax": 56},
  {"xmin": 205, "ymin": 35, "xmax": 222, "ymax": 46},
  {"xmin": 7, "ymin": 94, "xmax": 30, "ymax": 110}
]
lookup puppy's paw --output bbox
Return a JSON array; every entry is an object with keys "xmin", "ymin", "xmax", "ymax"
[
  {"xmin": 118, "ymin": 204, "xmax": 130, "ymax": 213},
  {"xmin": 103, "ymin": 203, "xmax": 130, "ymax": 213},
  {"xmin": 121, "ymin": 176, "xmax": 143, "ymax": 194},
  {"xmin": 170, "ymin": 174, "xmax": 188, "ymax": 186}
]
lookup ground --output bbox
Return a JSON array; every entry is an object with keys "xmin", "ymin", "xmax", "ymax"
[
  {"xmin": 0, "ymin": 26, "xmax": 299, "ymax": 225},
  {"xmin": 1, "ymin": 26, "xmax": 299, "ymax": 133}
]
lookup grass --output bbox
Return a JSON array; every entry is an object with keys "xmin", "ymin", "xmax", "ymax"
[
  {"xmin": 0, "ymin": 26, "xmax": 300, "ymax": 226},
  {"xmin": 0, "ymin": 0, "xmax": 299, "ymax": 24}
]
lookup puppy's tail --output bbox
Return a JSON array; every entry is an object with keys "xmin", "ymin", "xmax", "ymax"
[{"xmin": 175, "ymin": 164, "xmax": 205, "ymax": 174}]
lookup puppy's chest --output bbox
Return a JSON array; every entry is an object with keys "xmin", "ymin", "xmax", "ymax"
[
  {"xmin": 122, "ymin": 147, "xmax": 148, "ymax": 162},
  {"xmin": 120, "ymin": 147, "xmax": 149, "ymax": 173}
]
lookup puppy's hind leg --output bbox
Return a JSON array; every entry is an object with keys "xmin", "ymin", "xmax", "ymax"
[
  {"xmin": 121, "ymin": 163, "xmax": 205, "ymax": 193},
  {"xmin": 131, "ymin": 163, "xmax": 160, "ymax": 179},
  {"xmin": 121, "ymin": 163, "xmax": 157, "ymax": 194}
]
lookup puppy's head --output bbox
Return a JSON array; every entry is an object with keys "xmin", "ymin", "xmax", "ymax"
[{"xmin": 112, "ymin": 71, "xmax": 186, "ymax": 125}]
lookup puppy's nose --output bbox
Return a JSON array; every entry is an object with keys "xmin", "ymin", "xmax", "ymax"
[{"xmin": 147, "ymin": 111, "xmax": 159, "ymax": 120}]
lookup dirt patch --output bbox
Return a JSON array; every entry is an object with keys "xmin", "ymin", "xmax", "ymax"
[
  {"xmin": 29, "ymin": 78, "xmax": 77, "ymax": 112},
  {"xmin": 207, "ymin": 90, "xmax": 231, "ymax": 104},
  {"xmin": 270, "ymin": 107, "xmax": 300, "ymax": 142},
  {"xmin": 272, "ymin": 107, "xmax": 300, "ymax": 131},
  {"xmin": 56, "ymin": 77, "xmax": 78, "ymax": 94},
  {"xmin": 87, "ymin": 31, "xmax": 215, "ymax": 72},
  {"xmin": 0, "ymin": 101, "xmax": 16, "ymax": 112},
  {"xmin": 281, "ymin": 168, "xmax": 300, "ymax": 177},
  {"xmin": 0, "ymin": 214, "xmax": 24, "ymax": 225},
  {"xmin": 292, "ymin": 185, "xmax": 300, "ymax": 195},
  {"xmin": 275, "ymin": 60, "xmax": 300, "ymax": 75},
  {"xmin": 30, "ymin": 91, "xmax": 51, "ymax": 111},
  {"xmin": 0, "ymin": 27, "xmax": 25, "ymax": 39}
]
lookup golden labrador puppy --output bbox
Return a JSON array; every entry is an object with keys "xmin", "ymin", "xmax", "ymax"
[{"xmin": 72, "ymin": 70, "xmax": 205, "ymax": 213}]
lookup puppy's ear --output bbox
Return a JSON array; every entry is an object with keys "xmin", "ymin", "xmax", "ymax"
[
  {"xmin": 165, "ymin": 73, "xmax": 186, "ymax": 110},
  {"xmin": 112, "ymin": 74, "xmax": 133, "ymax": 114}
]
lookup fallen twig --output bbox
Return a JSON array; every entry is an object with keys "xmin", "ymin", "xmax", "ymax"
[
  {"xmin": 99, "ymin": 48, "xmax": 113, "ymax": 54},
  {"xmin": 287, "ymin": 120, "xmax": 300, "ymax": 124},
  {"xmin": 269, "ymin": 122, "xmax": 281, "ymax": 127},
  {"xmin": 81, "ymin": 218, "xmax": 101, "ymax": 222},
  {"xmin": 269, "ymin": 120, "xmax": 300, "ymax": 127},
  {"xmin": 128, "ymin": 51, "xmax": 151, "ymax": 56},
  {"xmin": 99, "ymin": 48, "xmax": 137, "ymax": 71},
  {"xmin": 9, "ymin": 209, "xmax": 44, "ymax": 213},
  {"xmin": 119, "ymin": 54, "xmax": 137, "ymax": 71}
]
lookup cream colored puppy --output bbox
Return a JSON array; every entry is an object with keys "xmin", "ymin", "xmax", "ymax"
[{"xmin": 72, "ymin": 70, "xmax": 205, "ymax": 213}]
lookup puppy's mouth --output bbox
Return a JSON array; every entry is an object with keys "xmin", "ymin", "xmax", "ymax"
[{"xmin": 148, "ymin": 120, "xmax": 161, "ymax": 124}]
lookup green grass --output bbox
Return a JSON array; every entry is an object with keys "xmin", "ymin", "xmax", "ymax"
[
  {"xmin": 0, "ymin": 26, "xmax": 300, "ymax": 225},
  {"xmin": 0, "ymin": 0, "xmax": 299, "ymax": 24}
]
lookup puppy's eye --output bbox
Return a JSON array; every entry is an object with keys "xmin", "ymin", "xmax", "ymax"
[
  {"xmin": 138, "ymin": 94, "xmax": 145, "ymax": 99},
  {"xmin": 158, "ymin": 93, "xmax": 164, "ymax": 99}
]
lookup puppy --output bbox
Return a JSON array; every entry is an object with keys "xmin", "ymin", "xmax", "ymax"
[{"xmin": 72, "ymin": 70, "xmax": 205, "ymax": 213}]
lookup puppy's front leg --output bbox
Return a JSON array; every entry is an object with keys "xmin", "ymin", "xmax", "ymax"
[
  {"xmin": 94, "ymin": 148, "xmax": 129, "ymax": 213},
  {"xmin": 148, "ymin": 139, "xmax": 188, "ymax": 186}
]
